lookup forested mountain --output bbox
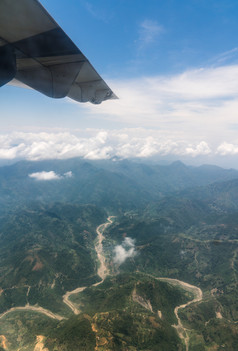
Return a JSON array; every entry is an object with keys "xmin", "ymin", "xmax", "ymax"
[
  {"xmin": 0, "ymin": 159, "xmax": 238, "ymax": 350},
  {"xmin": 0, "ymin": 158, "xmax": 238, "ymax": 213}
]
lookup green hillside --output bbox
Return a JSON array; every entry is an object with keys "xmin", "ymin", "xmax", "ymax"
[
  {"xmin": 0, "ymin": 159, "xmax": 238, "ymax": 350},
  {"xmin": 0, "ymin": 273, "xmax": 192, "ymax": 351},
  {"xmin": 0, "ymin": 203, "xmax": 106, "ymax": 316},
  {"xmin": 0, "ymin": 158, "xmax": 238, "ymax": 214}
]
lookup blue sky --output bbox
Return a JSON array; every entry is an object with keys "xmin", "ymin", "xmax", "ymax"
[
  {"xmin": 2, "ymin": 0, "xmax": 238, "ymax": 166},
  {"xmin": 42, "ymin": 0, "xmax": 238, "ymax": 77}
]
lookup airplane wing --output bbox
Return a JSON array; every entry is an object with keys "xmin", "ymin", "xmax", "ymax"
[{"xmin": 0, "ymin": 0, "xmax": 117, "ymax": 104}]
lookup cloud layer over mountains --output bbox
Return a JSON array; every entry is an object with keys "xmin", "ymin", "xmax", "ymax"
[
  {"xmin": 2, "ymin": 62, "xmax": 238, "ymax": 168},
  {"xmin": 0, "ymin": 130, "xmax": 238, "ymax": 165}
]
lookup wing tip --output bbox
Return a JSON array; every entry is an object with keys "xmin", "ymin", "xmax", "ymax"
[{"xmin": 110, "ymin": 92, "xmax": 118, "ymax": 100}]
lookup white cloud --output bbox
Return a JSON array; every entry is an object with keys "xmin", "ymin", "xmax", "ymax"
[
  {"xmin": 82, "ymin": 1, "xmax": 113, "ymax": 22},
  {"xmin": 138, "ymin": 19, "xmax": 164, "ymax": 47},
  {"xmin": 2, "ymin": 64, "xmax": 238, "ymax": 165},
  {"xmin": 64, "ymin": 171, "xmax": 73, "ymax": 178},
  {"xmin": 113, "ymin": 237, "xmax": 136, "ymax": 265},
  {"xmin": 85, "ymin": 66, "xmax": 238, "ymax": 126},
  {"xmin": 210, "ymin": 47, "xmax": 238, "ymax": 66},
  {"xmin": 29, "ymin": 170, "xmax": 73, "ymax": 181},
  {"xmin": 185, "ymin": 141, "xmax": 211, "ymax": 157},
  {"xmin": 216, "ymin": 142, "xmax": 238, "ymax": 155},
  {"xmin": 0, "ymin": 131, "xmax": 217, "ymax": 162},
  {"xmin": 76, "ymin": 64, "xmax": 238, "ymax": 149},
  {"xmin": 29, "ymin": 171, "xmax": 61, "ymax": 181}
]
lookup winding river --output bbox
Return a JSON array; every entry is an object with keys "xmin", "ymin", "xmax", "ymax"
[
  {"xmin": 157, "ymin": 278, "xmax": 203, "ymax": 351},
  {"xmin": 0, "ymin": 305, "xmax": 65, "ymax": 321},
  {"xmin": 63, "ymin": 216, "xmax": 114, "ymax": 314},
  {"xmin": 63, "ymin": 216, "xmax": 203, "ymax": 350},
  {"xmin": 0, "ymin": 216, "xmax": 114, "ymax": 321},
  {"xmin": 0, "ymin": 215, "xmax": 203, "ymax": 351}
]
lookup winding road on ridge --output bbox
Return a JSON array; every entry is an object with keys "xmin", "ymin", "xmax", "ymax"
[{"xmin": 0, "ymin": 215, "xmax": 202, "ymax": 350}]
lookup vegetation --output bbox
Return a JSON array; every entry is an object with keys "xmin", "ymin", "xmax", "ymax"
[
  {"xmin": 0, "ymin": 158, "xmax": 238, "ymax": 350},
  {"xmin": 72, "ymin": 273, "xmax": 192, "ymax": 323},
  {"xmin": 0, "ymin": 203, "xmax": 106, "ymax": 315},
  {"xmin": 46, "ymin": 315, "xmax": 96, "ymax": 351}
]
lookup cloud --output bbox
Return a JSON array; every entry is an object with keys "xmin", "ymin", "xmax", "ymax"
[
  {"xmin": 29, "ymin": 170, "xmax": 73, "ymax": 181},
  {"xmin": 87, "ymin": 65, "xmax": 238, "ymax": 123},
  {"xmin": 79, "ymin": 64, "xmax": 238, "ymax": 147},
  {"xmin": 138, "ymin": 19, "xmax": 164, "ymax": 48},
  {"xmin": 211, "ymin": 47, "xmax": 238, "ymax": 66},
  {"xmin": 29, "ymin": 171, "xmax": 61, "ymax": 181},
  {"xmin": 0, "ymin": 131, "xmax": 216, "ymax": 162},
  {"xmin": 216, "ymin": 142, "xmax": 238, "ymax": 155},
  {"xmin": 64, "ymin": 171, "xmax": 73, "ymax": 178},
  {"xmin": 81, "ymin": 1, "xmax": 113, "ymax": 22},
  {"xmin": 185, "ymin": 142, "xmax": 211, "ymax": 157},
  {"xmin": 113, "ymin": 237, "xmax": 136, "ymax": 265},
  {"xmin": 2, "ymin": 64, "xmax": 238, "ymax": 165}
]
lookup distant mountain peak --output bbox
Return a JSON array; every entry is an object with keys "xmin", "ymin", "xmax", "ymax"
[{"xmin": 170, "ymin": 160, "xmax": 186, "ymax": 168}]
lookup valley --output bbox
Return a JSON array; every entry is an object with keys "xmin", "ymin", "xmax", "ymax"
[
  {"xmin": 0, "ymin": 215, "xmax": 203, "ymax": 350},
  {"xmin": 0, "ymin": 158, "xmax": 237, "ymax": 350},
  {"xmin": 63, "ymin": 217, "xmax": 205, "ymax": 351},
  {"xmin": 63, "ymin": 216, "xmax": 115, "ymax": 314}
]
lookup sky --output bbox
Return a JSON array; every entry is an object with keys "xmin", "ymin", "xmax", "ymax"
[{"xmin": 2, "ymin": 0, "xmax": 238, "ymax": 167}]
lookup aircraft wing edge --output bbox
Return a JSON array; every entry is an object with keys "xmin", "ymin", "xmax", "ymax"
[{"xmin": 0, "ymin": 0, "xmax": 117, "ymax": 104}]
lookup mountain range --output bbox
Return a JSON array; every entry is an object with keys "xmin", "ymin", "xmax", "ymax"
[{"xmin": 0, "ymin": 158, "xmax": 238, "ymax": 350}]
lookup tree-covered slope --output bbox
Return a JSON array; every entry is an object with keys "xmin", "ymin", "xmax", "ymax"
[
  {"xmin": 0, "ymin": 273, "xmax": 192, "ymax": 351},
  {"xmin": 0, "ymin": 158, "xmax": 238, "ymax": 214},
  {"xmin": 0, "ymin": 203, "xmax": 106, "ymax": 315},
  {"xmin": 0, "ymin": 159, "xmax": 238, "ymax": 350}
]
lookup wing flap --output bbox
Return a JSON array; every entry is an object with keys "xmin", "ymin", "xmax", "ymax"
[{"xmin": 0, "ymin": 0, "xmax": 117, "ymax": 104}]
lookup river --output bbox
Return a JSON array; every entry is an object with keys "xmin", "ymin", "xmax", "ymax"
[
  {"xmin": 63, "ymin": 216, "xmax": 114, "ymax": 313},
  {"xmin": 0, "ymin": 215, "xmax": 203, "ymax": 351}
]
